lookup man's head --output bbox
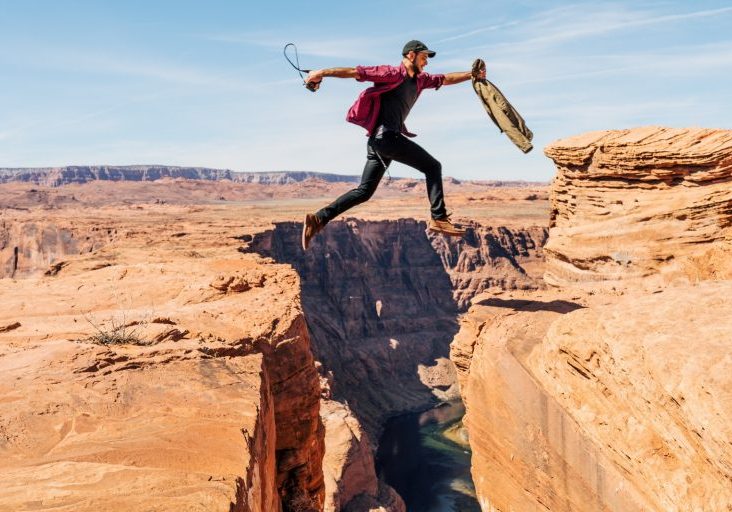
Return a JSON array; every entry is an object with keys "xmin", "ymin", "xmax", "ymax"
[{"xmin": 402, "ymin": 40, "xmax": 435, "ymax": 73}]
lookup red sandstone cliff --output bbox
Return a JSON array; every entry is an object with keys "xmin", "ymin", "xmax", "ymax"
[
  {"xmin": 452, "ymin": 127, "xmax": 732, "ymax": 511},
  {"xmin": 0, "ymin": 207, "xmax": 325, "ymax": 511},
  {"xmin": 544, "ymin": 126, "xmax": 732, "ymax": 287},
  {"xmin": 245, "ymin": 219, "xmax": 546, "ymax": 434}
]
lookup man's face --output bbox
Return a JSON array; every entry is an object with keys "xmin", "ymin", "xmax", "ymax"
[
  {"xmin": 407, "ymin": 50, "xmax": 430, "ymax": 72},
  {"xmin": 415, "ymin": 51, "xmax": 429, "ymax": 70}
]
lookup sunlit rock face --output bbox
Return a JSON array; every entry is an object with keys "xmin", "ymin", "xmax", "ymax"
[
  {"xmin": 0, "ymin": 209, "xmax": 325, "ymax": 512},
  {"xmin": 452, "ymin": 127, "xmax": 732, "ymax": 512},
  {"xmin": 544, "ymin": 126, "xmax": 732, "ymax": 287}
]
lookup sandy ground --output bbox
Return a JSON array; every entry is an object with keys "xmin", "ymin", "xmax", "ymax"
[{"xmin": 0, "ymin": 178, "xmax": 550, "ymax": 228}]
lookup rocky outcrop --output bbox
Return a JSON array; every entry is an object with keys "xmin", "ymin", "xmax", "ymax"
[
  {"xmin": 0, "ymin": 216, "xmax": 117, "ymax": 278},
  {"xmin": 432, "ymin": 225, "xmax": 547, "ymax": 309},
  {"xmin": 453, "ymin": 285, "xmax": 732, "ymax": 511},
  {"xmin": 453, "ymin": 126, "xmax": 732, "ymax": 511},
  {"xmin": 0, "ymin": 210, "xmax": 325, "ymax": 511},
  {"xmin": 320, "ymin": 400, "xmax": 405, "ymax": 512},
  {"xmin": 544, "ymin": 127, "xmax": 732, "ymax": 287}
]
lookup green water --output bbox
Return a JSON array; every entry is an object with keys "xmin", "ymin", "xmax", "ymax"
[{"xmin": 376, "ymin": 401, "xmax": 481, "ymax": 512}]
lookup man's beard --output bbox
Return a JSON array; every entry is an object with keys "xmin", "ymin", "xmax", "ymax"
[{"xmin": 410, "ymin": 57, "xmax": 422, "ymax": 74}]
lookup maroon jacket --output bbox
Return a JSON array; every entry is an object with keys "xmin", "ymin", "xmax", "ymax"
[{"xmin": 346, "ymin": 63, "xmax": 445, "ymax": 137}]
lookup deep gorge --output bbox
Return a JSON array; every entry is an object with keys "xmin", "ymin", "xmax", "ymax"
[{"xmin": 246, "ymin": 218, "xmax": 548, "ymax": 510}]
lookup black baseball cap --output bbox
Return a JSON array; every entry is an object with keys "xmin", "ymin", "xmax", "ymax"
[{"xmin": 402, "ymin": 40, "xmax": 436, "ymax": 57}]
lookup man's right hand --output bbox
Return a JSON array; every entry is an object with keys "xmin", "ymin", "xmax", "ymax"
[{"xmin": 305, "ymin": 70, "xmax": 323, "ymax": 91}]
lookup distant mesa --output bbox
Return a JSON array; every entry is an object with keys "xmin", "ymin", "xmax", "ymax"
[
  {"xmin": 0, "ymin": 166, "xmax": 365, "ymax": 187},
  {"xmin": 0, "ymin": 165, "xmax": 546, "ymax": 188}
]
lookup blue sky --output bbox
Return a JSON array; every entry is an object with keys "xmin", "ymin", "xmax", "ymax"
[{"xmin": 1, "ymin": 1, "xmax": 730, "ymax": 181}]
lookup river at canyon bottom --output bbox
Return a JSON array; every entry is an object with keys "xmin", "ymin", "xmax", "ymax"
[{"xmin": 376, "ymin": 401, "xmax": 481, "ymax": 512}]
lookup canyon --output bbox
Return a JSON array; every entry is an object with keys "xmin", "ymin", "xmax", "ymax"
[
  {"xmin": 0, "ymin": 176, "xmax": 547, "ymax": 511},
  {"xmin": 2, "ymin": 126, "xmax": 731, "ymax": 511}
]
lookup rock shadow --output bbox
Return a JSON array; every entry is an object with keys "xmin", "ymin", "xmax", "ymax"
[
  {"xmin": 244, "ymin": 218, "xmax": 461, "ymax": 437},
  {"xmin": 473, "ymin": 297, "xmax": 584, "ymax": 314}
]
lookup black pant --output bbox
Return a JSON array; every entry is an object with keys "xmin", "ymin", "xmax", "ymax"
[{"xmin": 315, "ymin": 130, "xmax": 447, "ymax": 223}]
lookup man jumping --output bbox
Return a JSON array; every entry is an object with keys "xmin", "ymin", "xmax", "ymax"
[{"xmin": 301, "ymin": 40, "xmax": 485, "ymax": 250}]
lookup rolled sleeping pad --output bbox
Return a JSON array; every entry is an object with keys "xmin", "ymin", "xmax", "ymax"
[{"xmin": 471, "ymin": 58, "xmax": 533, "ymax": 154}]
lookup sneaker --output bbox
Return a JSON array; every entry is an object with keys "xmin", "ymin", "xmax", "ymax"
[
  {"xmin": 302, "ymin": 213, "xmax": 324, "ymax": 250},
  {"xmin": 428, "ymin": 215, "xmax": 466, "ymax": 237}
]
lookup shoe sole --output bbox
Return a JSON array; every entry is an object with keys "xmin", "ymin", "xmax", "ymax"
[{"xmin": 428, "ymin": 226, "xmax": 466, "ymax": 237}]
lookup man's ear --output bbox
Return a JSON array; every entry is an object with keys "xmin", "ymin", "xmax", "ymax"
[{"xmin": 405, "ymin": 51, "xmax": 416, "ymax": 61}]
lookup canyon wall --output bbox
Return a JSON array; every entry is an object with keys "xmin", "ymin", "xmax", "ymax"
[
  {"xmin": 544, "ymin": 126, "xmax": 732, "ymax": 287},
  {"xmin": 246, "ymin": 218, "xmax": 546, "ymax": 510},
  {"xmin": 453, "ymin": 127, "xmax": 732, "ymax": 511}
]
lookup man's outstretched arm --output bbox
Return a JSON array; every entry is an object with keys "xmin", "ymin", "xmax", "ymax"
[
  {"xmin": 306, "ymin": 68, "xmax": 358, "ymax": 86},
  {"xmin": 443, "ymin": 66, "xmax": 486, "ymax": 86}
]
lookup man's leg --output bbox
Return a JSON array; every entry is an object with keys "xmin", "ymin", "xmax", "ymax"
[
  {"xmin": 315, "ymin": 143, "xmax": 389, "ymax": 223},
  {"xmin": 373, "ymin": 132, "xmax": 465, "ymax": 236},
  {"xmin": 373, "ymin": 132, "xmax": 446, "ymax": 219},
  {"xmin": 302, "ymin": 141, "xmax": 390, "ymax": 250}
]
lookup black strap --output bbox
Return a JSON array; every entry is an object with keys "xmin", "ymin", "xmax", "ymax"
[
  {"xmin": 283, "ymin": 43, "xmax": 321, "ymax": 92},
  {"xmin": 283, "ymin": 43, "xmax": 310, "ymax": 81}
]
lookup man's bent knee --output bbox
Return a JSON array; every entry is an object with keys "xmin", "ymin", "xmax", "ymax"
[
  {"xmin": 428, "ymin": 159, "xmax": 442, "ymax": 178},
  {"xmin": 354, "ymin": 183, "xmax": 378, "ymax": 203}
]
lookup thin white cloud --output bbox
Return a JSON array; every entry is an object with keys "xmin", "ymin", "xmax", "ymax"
[
  {"xmin": 205, "ymin": 33, "xmax": 399, "ymax": 61},
  {"xmin": 0, "ymin": 42, "xmax": 256, "ymax": 89},
  {"xmin": 435, "ymin": 20, "xmax": 521, "ymax": 43},
  {"xmin": 497, "ymin": 40, "xmax": 732, "ymax": 87},
  {"xmin": 445, "ymin": 4, "xmax": 732, "ymax": 56},
  {"xmin": 523, "ymin": 5, "xmax": 732, "ymax": 47}
]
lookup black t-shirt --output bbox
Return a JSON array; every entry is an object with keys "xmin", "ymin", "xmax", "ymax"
[{"xmin": 376, "ymin": 74, "xmax": 419, "ymax": 132}]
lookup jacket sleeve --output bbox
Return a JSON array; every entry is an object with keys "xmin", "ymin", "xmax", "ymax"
[
  {"xmin": 355, "ymin": 65, "xmax": 402, "ymax": 83},
  {"xmin": 420, "ymin": 72, "xmax": 445, "ymax": 90}
]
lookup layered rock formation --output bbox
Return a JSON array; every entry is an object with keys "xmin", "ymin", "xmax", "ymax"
[
  {"xmin": 454, "ymin": 284, "xmax": 732, "ymax": 511},
  {"xmin": 0, "ymin": 208, "xmax": 325, "ymax": 511},
  {"xmin": 544, "ymin": 126, "xmax": 732, "ymax": 287},
  {"xmin": 248, "ymin": 219, "xmax": 462, "ymax": 441},
  {"xmin": 453, "ymin": 127, "xmax": 732, "ymax": 511},
  {"xmin": 432, "ymin": 225, "xmax": 547, "ymax": 309}
]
